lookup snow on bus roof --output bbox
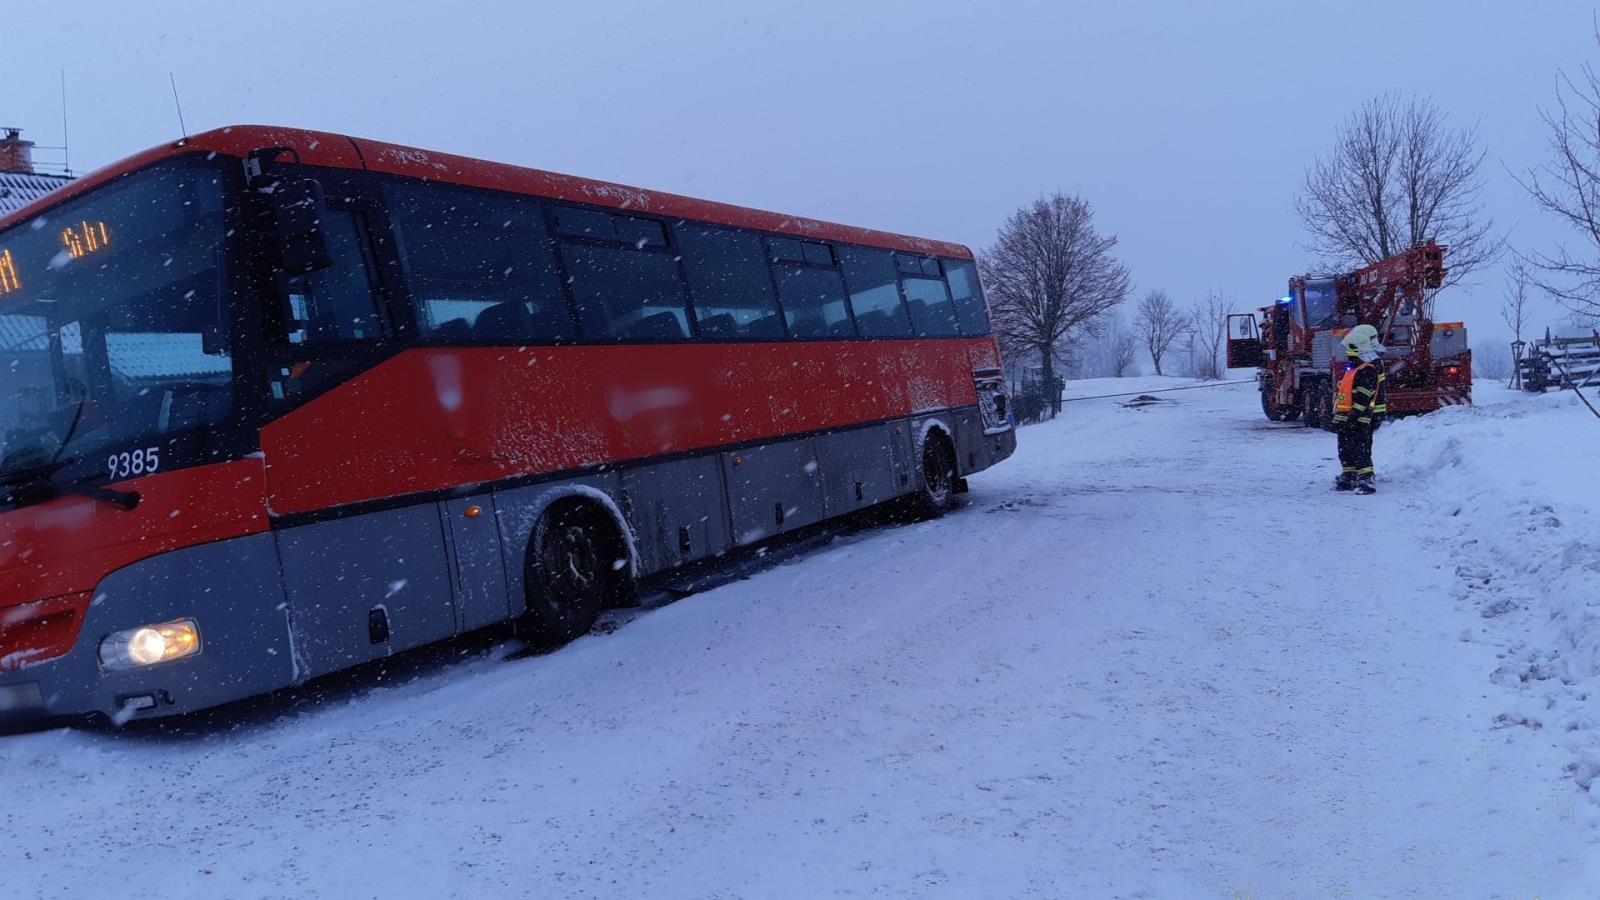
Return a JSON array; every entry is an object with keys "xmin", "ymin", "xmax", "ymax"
[{"xmin": 0, "ymin": 126, "xmax": 974, "ymax": 261}]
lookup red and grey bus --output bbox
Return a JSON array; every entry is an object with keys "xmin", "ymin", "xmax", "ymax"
[{"xmin": 0, "ymin": 126, "xmax": 1014, "ymax": 725}]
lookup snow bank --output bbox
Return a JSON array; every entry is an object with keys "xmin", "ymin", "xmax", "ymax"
[{"xmin": 1381, "ymin": 383, "xmax": 1600, "ymax": 791}]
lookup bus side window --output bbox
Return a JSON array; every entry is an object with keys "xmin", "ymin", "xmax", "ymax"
[
  {"xmin": 897, "ymin": 255, "xmax": 960, "ymax": 338},
  {"xmin": 769, "ymin": 238, "xmax": 853, "ymax": 339},
  {"xmin": 277, "ymin": 209, "xmax": 387, "ymax": 344},
  {"xmin": 555, "ymin": 207, "xmax": 691, "ymax": 342},
  {"xmin": 385, "ymin": 182, "xmax": 571, "ymax": 344},
  {"xmin": 677, "ymin": 225, "xmax": 786, "ymax": 340},
  {"xmin": 943, "ymin": 259, "xmax": 991, "ymax": 336},
  {"xmin": 838, "ymin": 246, "xmax": 913, "ymax": 338}
]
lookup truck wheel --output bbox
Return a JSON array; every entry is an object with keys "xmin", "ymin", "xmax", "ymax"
[
  {"xmin": 1260, "ymin": 377, "xmax": 1288, "ymax": 422},
  {"xmin": 1316, "ymin": 383, "xmax": 1336, "ymax": 432},
  {"xmin": 1302, "ymin": 381, "xmax": 1324, "ymax": 430},
  {"xmin": 522, "ymin": 501, "xmax": 631, "ymax": 645}
]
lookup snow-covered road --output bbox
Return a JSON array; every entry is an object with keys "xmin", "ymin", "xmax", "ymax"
[{"xmin": 5, "ymin": 378, "xmax": 1597, "ymax": 898}]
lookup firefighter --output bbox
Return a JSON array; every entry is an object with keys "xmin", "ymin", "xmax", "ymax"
[{"xmin": 1331, "ymin": 324, "xmax": 1387, "ymax": 494}]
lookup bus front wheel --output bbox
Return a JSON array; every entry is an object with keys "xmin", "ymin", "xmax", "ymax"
[{"xmin": 522, "ymin": 501, "xmax": 632, "ymax": 645}]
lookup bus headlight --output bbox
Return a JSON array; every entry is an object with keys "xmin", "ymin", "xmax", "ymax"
[{"xmin": 98, "ymin": 619, "xmax": 201, "ymax": 670}]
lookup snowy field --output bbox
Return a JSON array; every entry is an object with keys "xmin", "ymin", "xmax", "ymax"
[{"xmin": 5, "ymin": 376, "xmax": 1600, "ymax": 898}]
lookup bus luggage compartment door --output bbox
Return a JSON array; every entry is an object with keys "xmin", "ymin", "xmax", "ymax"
[
  {"xmin": 814, "ymin": 426, "xmax": 898, "ymax": 515},
  {"xmin": 620, "ymin": 456, "xmax": 731, "ymax": 572},
  {"xmin": 276, "ymin": 505, "xmax": 459, "ymax": 678},
  {"xmin": 725, "ymin": 440, "xmax": 825, "ymax": 545}
]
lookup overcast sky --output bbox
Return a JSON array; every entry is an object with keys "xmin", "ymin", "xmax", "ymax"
[{"xmin": 6, "ymin": 0, "xmax": 1597, "ymax": 347}]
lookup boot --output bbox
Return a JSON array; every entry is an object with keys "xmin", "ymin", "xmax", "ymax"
[
  {"xmin": 1333, "ymin": 473, "xmax": 1356, "ymax": 491},
  {"xmin": 1354, "ymin": 475, "xmax": 1376, "ymax": 495}
]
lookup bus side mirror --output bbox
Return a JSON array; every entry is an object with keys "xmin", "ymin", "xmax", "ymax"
[{"xmin": 268, "ymin": 176, "xmax": 333, "ymax": 276}]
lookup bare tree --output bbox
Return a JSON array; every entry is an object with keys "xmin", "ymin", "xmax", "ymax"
[
  {"xmin": 981, "ymin": 193, "xmax": 1132, "ymax": 415},
  {"xmin": 1109, "ymin": 316, "xmax": 1138, "ymax": 377},
  {"xmin": 1501, "ymin": 263, "xmax": 1533, "ymax": 344},
  {"xmin": 1295, "ymin": 94, "xmax": 1501, "ymax": 283},
  {"xmin": 1135, "ymin": 290, "xmax": 1190, "ymax": 377},
  {"xmin": 1189, "ymin": 289, "xmax": 1231, "ymax": 380},
  {"xmin": 1080, "ymin": 314, "xmax": 1138, "ymax": 377},
  {"xmin": 1518, "ymin": 42, "xmax": 1600, "ymax": 324}
]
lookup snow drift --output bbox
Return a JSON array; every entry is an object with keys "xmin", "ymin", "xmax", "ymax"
[{"xmin": 1383, "ymin": 384, "xmax": 1600, "ymax": 792}]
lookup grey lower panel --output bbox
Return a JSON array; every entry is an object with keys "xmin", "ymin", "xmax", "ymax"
[
  {"xmin": 724, "ymin": 439, "xmax": 824, "ymax": 545},
  {"xmin": 815, "ymin": 425, "xmax": 900, "ymax": 517},
  {"xmin": 950, "ymin": 407, "xmax": 986, "ymax": 474},
  {"xmin": 620, "ymin": 456, "xmax": 730, "ymax": 573},
  {"xmin": 988, "ymin": 426, "xmax": 1018, "ymax": 469},
  {"xmin": 276, "ymin": 504, "xmax": 458, "ymax": 679},
  {"xmin": 442, "ymin": 494, "xmax": 512, "ymax": 632},
  {"xmin": 0, "ymin": 532, "xmax": 297, "ymax": 720}
]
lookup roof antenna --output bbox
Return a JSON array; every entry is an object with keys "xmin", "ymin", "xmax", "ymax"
[
  {"xmin": 168, "ymin": 72, "xmax": 188, "ymax": 140},
  {"xmin": 59, "ymin": 69, "xmax": 71, "ymax": 176}
]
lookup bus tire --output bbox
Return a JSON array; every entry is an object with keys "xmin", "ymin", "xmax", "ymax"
[
  {"xmin": 521, "ymin": 500, "xmax": 631, "ymax": 645},
  {"xmin": 913, "ymin": 431, "xmax": 959, "ymax": 517}
]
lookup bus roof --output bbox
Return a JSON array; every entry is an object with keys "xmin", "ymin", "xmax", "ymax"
[{"xmin": 0, "ymin": 125, "xmax": 974, "ymax": 260}]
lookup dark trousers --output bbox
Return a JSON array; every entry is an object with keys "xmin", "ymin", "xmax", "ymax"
[{"xmin": 1336, "ymin": 424, "xmax": 1375, "ymax": 477}]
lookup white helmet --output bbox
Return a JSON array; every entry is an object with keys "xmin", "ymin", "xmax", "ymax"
[{"xmin": 1342, "ymin": 324, "xmax": 1383, "ymax": 361}]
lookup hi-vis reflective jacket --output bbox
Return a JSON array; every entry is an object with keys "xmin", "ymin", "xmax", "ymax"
[{"xmin": 1333, "ymin": 360, "xmax": 1387, "ymax": 426}]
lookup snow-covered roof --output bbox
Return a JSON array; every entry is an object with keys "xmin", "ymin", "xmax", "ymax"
[
  {"xmin": 0, "ymin": 171, "xmax": 72, "ymax": 216},
  {"xmin": 105, "ymin": 332, "xmax": 230, "ymax": 381},
  {"xmin": 0, "ymin": 320, "xmax": 228, "ymax": 381},
  {"xmin": 0, "ymin": 314, "xmax": 47, "ymax": 352}
]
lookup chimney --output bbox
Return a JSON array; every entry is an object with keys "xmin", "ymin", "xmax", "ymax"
[{"xmin": 0, "ymin": 128, "xmax": 35, "ymax": 175}]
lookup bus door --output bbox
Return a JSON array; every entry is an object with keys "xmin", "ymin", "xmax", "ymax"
[{"xmin": 257, "ymin": 174, "xmax": 463, "ymax": 675}]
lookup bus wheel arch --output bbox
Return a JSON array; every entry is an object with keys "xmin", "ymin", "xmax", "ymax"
[{"xmin": 520, "ymin": 490, "xmax": 637, "ymax": 644}]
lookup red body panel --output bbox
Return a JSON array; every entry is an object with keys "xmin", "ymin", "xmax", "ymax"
[
  {"xmin": 0, "ymin": 460, "xmax": 269, "ymax": 668},
  {"xmin": 261, "ymin": 339, "xmax": 1000, "ymax": 516},
  {"xmin": 0, "ymin": 460, "xmax": 269, "ymax": 602}
]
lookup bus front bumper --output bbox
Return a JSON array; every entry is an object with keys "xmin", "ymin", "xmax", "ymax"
[{"xmin": 0, "ymin": 532, "xmax": 300, "ymax": 727}]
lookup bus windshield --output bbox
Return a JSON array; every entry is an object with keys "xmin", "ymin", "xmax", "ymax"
[{"xmin": 0, "ymin": 159, "xmax": 233, "ymax": 478}]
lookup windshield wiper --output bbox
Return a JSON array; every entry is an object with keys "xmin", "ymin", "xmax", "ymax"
[
  {"xmin": 0, "ymin": 399, "xmax": 143, "ymax": 511},
  {"xmin": 0, "ymin": 457, "xmax": 76, "ymax": 486},
  {"xmin": 69, "ymin": 483, "xmax": 143, "ymax": 510},
  {"xmin": 0, "ymin": 457, "xmax": 142, "ymax": 512}
]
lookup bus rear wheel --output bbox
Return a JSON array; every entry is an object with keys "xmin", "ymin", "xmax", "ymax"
[
  {"xmin": 522, "ymin": 501, "xmax": 631, "ymax": 645},
  {"xmin": 913, "ymin": 432, "xmax": 959, "ymax": 517}
]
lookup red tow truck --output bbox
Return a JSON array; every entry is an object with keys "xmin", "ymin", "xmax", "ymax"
[{"xmin": 1227, "ymin": 243, "xmax": 1472, "ymax": 428}]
